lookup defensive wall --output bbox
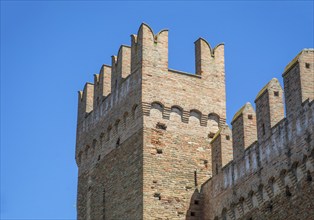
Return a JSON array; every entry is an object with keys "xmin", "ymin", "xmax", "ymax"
[
  {"xmin": 200, "ymin": 49, "xmax": 314, "ymax": 220},
  {"xmin": 75, "ymin": 23, "xmax": 314, "ymax": 220}
]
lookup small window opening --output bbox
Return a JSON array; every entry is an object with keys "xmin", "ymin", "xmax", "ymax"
[
  {"xmin": 208, "ymin": 132, "xmax": 215, "ymax": 138},
  {"xmin": 191, "ymin": 212, "xmax": 195, "ymax": 216},
  {"xmin": 194, "ymin": 200, "xmax": 199, "ymax": 205},
  {"xmin": 116, "ymin": 138, "xmax": 120, "ymax": 147},
  {"xmin": 153, "ymin": 180, "xmax": 157, "ymax": 183},
  {"xmin": 274, "ymin": 91, "xmax": 279, "ymax": 97},
  {"xmin": 98, "ymin": 155, "xmax": 101, "ymax": 161},
  {"xmin": 226, "ymin": 135, "xmax": 230, "ymax": 140},
  {"xmin": 156, "ymin": 149, "xmax": 163, "ymax": 154},
  {"xmin": 305, "ymin": 63, "xmax": 310, "ymax": 68},
  {"xmin": 204, "ymin": 160, "xmax": 208, "ymax": 168},
  {"xmin": 156, "ymin": 122, "xmax": 167, "ymax": 130},
  {"xmin": 262, "ymin": 123, "xmax": 265, "ymax": 135},
  {"xmin": 153, "ymin": 193, "xmax": 161, "ymax": 200},
  {"xmin": 248, "ymin": 114, "xmax": 253, "ymax": 120}
]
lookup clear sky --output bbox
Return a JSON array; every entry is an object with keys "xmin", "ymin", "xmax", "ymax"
[{"xmin": 1, "ymin": 1, "xmax": 313, "ymax": 219}]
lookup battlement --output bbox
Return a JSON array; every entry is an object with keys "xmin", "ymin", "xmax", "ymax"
[
  {"xmin": 75, "ymin": 23, "xmax": 314, "ymax": 220},
  {"xmin": 77, "ymin": 24, "xmax": 225, "ymax": 125},
  {"xmin": 76, "ymin": 23, "xmax": 227, "ymax": 160},
  {"xmin": 201, "ymin": 49, "xmax": 314, "ymax": 220}
]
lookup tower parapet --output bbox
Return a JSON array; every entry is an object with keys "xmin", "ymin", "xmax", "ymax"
[
  {"xmin": 75, "ymin": 23, "xmax": 227, "ymax": 220},
  {"xmin": 76, "ymin": 23, "xmax": 227, "ymax": 155},
  {"xmin": 75, "ymin": 24, "xmax": 314, "ymax": 220}
]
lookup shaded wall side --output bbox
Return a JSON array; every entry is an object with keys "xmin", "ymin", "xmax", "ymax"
[
  {"xmin": 76, "ymin": 58, "xmax": 143, "ymax": 219},
  {"xmin": 77, "ymin": 129, "xmax": 143, "ymax": 220},
  {"xmin": 238, "ymin": 177, "xmax": 314, "ymax": 220},
  {"xmin": 93, "ymin": 130, "xmax": 143, "ymax": 220}
]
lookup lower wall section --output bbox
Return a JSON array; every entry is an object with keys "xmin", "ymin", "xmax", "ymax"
[
  {"xmin": 240, "ymin": 177, "xmax": 314, "ymax": 220},
  {"xmin": 77, "ymin": 129, "xmax": 143, "ymax": 220},
  {"xmin": 201, "ymin": 152, "xmax": 314, "ymax": 220}
]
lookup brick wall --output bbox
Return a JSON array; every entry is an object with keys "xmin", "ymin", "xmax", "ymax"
[
  {"xmin": 75, "ymin": 23, "xmax": 314, "ymax": 220},
  {"xmin": 200, "ymin": 49, "xmax": 314, "ymax": 220}
]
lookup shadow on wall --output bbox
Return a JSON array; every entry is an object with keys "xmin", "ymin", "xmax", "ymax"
[{"xmin": 186, "ymin": 189, "xmax": 201, "ymax": 220}]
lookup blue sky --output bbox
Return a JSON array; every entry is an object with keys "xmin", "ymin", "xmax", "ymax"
[{"xmin": 1, "ymin": 1, "xmax": 313, "ymax": 219}]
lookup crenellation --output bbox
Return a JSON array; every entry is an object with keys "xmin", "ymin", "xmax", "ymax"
[
  {"xmin": 283, "ymin": 49, "xmax": 314, "ymax": 120},
  {"xmin": 255, "ymin": 78, "xmax": 285, "ymax": 143},
  {"xmin": 201, "ymin": 48, "xmax": 314, "ymax": 219},
  {"xmin": 211, "ymin": 125, "xmax": 233, "ymax": 177},
  {"xmin": 111, "ymin": 45, "xmax": 131, "ymax": 93},
  {"xmin": 231, "ymin": 102, "xmax": 257, "ymax": 162},
  {"xmin": 75, "ymin": 24, "xmax": 314, "ymax": 220},
  {"xmin": 77, "ymin": 82, "xmax": 94, "ymax": 122}
]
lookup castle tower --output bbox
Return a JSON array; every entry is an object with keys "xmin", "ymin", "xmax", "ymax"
[{"xmin": 75, "ymin": 23, "xmax": 227, "ymax": 220}]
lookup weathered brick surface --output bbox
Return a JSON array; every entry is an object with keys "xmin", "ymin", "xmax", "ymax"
[
  {"xmin": 143, "ymin": 108, "xmax": 212, "ymax": 219},
  {"xmin": 200, "ymin": 50, "xmax": 314, "ymax": 220},
  {"xmin": 75, "ymin": 23, "xmax": 314, "ymax": 220}
]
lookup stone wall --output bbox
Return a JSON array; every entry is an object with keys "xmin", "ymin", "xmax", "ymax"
[
  {"xmin": 75, "ymin": 23, "xmax": 314, "ymax": 220},
  {"xmin": 75, "ymin": 23, "xmax": 226, "ymax": 220},
  {"xmin": 201, "ymin": 49, "xmax": 314, "ymax": 220}
]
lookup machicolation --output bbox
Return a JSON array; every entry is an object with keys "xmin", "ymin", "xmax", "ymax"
[{"xmin": 75, "ymin": 23, "xmax": 314, "ymax": 220}]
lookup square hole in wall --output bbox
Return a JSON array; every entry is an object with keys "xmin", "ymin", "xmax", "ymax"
[
  {"xmin": 191, "ymin": 212, "xmax": 195, "ymax": 216},
  {"xmin": 156, "ymin": 149, "xmax": 163, "ymax": 154},
  {"xmin": 208, "ymin": 132, "xmax": 215, "ymax": 138},
  {"xmin": 156, "ymin": 122, "xmax": 167, "ymax": 130},
  {"xmin": 274, "ymin": 91, "xmax": 279, "ymax": 97},
  {"xmin": 153, "ymin": 193, "xmax": 161, "ymax": 200},
  {"xmin": 226, "ymin": 135, "xmax": 230, "ymax": 140},
  {"xmin": 248, "ymin": 114, "xmax": 253, "ymax": 120},
  {"xmin": 305, "ymin": 63, "xmax": 310, "ymax": 68},
  {"xmin": 194, "ymin": 200, "xmax": 199, "ymax": 205}
]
